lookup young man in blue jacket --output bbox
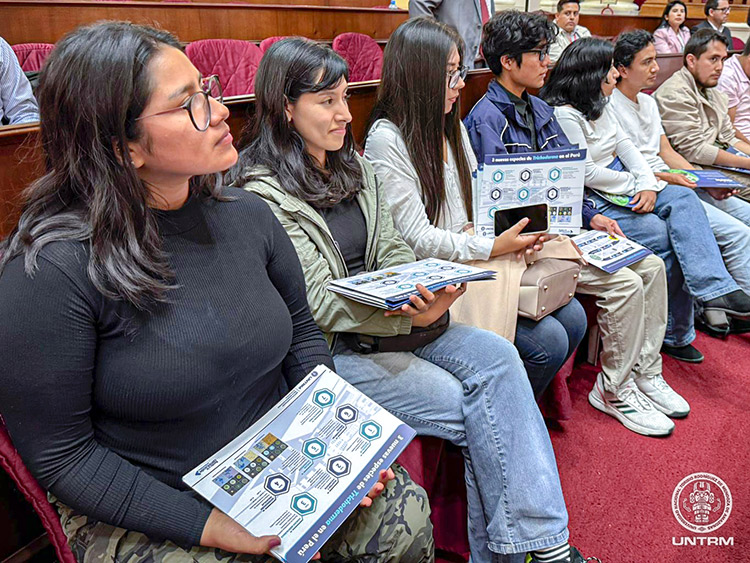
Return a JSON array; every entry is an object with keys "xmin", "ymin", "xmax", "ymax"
[{"xmin": 464, "ymin": 10, "xmax": 693, "ymax": 437}]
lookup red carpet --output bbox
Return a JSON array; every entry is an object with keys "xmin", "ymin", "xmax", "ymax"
[{"xmin": 549, "ymin": 332, "xmax": 750, "ymax": 562}]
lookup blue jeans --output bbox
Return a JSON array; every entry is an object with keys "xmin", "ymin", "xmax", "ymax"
[
  {"xmin": 515, "ymin": 298, "xmax": 587, "ymax": 398},
  {"xmin": 590, "ymin": 185, "xmax": 740, "ymax": 346},
  {"xmin": 333, "ymin": 324, "xmax": 569, "ymax": 562},
  {"xmin": 697, "ymin": 189, "xmax": 750, "ymax": 293}
]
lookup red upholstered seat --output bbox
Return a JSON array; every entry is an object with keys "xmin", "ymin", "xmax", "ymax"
[
  {"xmin": 185, "ymin": 39, "xmax": 263, "ymax": 97},
  {"xmin": 733, "ymin": 36, "xmax": 746, "ymax": 51},
  {"xmin": 0, "ymin": 416, "xmax": 76, "ymax": 563},
  {"xmin": 332, "ymin": 32, "xmax": 383, "ymax": 82},
  {"xmin": 11, "ymin": 43, "xmax": 54, "ymax": 72},
  {"xmin": 259, "ymin": 36, "xmax": 288, "ymax": 53}
]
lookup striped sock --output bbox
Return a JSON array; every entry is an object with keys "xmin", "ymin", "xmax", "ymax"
[{"xmin": 531, "ymin": 542, "xmax": 571, "ymax": 562}]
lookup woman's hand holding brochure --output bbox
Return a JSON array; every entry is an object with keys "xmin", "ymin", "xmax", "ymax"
[
  {"xmin": 200, "ymin": 469, "xmax": 397, "ymax": 558},
  {"xmin": 383, "ymin": 283, "xmax": 466, "ymax": 327}
]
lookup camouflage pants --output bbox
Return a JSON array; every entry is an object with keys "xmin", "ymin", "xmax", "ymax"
[{"xmin": 52, "ymin": 464, "xmax": 434, "ymax": 563}]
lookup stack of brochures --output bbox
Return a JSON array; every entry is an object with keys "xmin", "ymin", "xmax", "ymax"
[
  {"xmin": 572, "ymin": 231, "xmax": 652, "ymax": 274},
  {"xmin": 327, "ymin": 258, "xmax": 495, "ymax": 310},
  {"xmin": 184, "ymin": 365, "xmax": 416, "ymax": 563}
]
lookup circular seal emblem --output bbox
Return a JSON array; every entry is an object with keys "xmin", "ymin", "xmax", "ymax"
[{"xmin": 672, "ymin": 473, "xmax": 732, "ymax": 533}]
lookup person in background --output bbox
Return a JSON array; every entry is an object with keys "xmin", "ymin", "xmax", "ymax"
[
  {"xmin": 234, "ymin": 35, "xmax": 591, "ymax": 563},
  {"xmin": 409, "ymin": 0, "xmax": 494, "ymax": 69},
  {"xmin": 691, "ymin": 0, "xmax": 733, "ymax": 44},
  {"xmin": 655, "ymin": 30, "xmax": 750, "ymax": 202},
  {"xmin": 0, "ymin": 22, "xmax": 433, "ymax": 563},
  {"xmin": 717, "ymin": 40, "xmax": 750, "ymax": 142},
  {"xmin": 542, "ymin": 37, "xmax": 750, "ymax": 364},
  {"xmin": 461, "ymin": 12, "xmax": 684, "ymax": 437},
  {"xmin": 613, "ymin": 30, "xmax": 750, "ymax": 336},
  {"xmin": 549, "ymin": 0, "xmax": 591, "ymax": 64},
  {"xmin": 653, "ymin": 0, "xmax": 692, "ymax": 54},
  {"xmin": 0, "ymin": 36, "xmax": 39, "ymax": 124}
]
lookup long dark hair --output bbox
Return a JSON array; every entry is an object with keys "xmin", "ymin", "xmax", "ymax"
[
  {"xmin": 540, "ymin": 37, "xmax": 614, "ymax": 121},
  {"xmin": 658, "ymin": 0, "xmax": 688, "ymax": 30},
  {"xmin": 0, "ymin": 22, "xmax": 225, "ymax": 310},
  {"xmin": 228, "ymin": 38, "xmax": 362, "ymax": 207},
  {"xmin": 367, "ymin": 17, "xmax": 473, "ymax": 224}
]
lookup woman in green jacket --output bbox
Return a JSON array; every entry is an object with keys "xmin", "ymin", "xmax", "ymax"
[{"xmin": 229, "ymin": 38, "xmax": 589, "ymax": 563}]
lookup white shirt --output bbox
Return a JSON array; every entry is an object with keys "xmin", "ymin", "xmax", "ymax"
[
  {"xmin": 554, "ymin": 103, "xmax": 661, "ymax": 197},
  {"xmin": 609, "ymin": 89, "xmax": 670, "ymax": 174},
  {"xmin": 363, "ymin": 119, "xmax": 494, "ymax": 262}
]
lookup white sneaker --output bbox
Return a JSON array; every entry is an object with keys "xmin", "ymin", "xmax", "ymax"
[
  {"xmin": 588, "ymin": 373, "xmax": 675, "ymax": 437},
  {"xmin": 634, "ymin": 373, "xmax": 690, "ymax": 418}
]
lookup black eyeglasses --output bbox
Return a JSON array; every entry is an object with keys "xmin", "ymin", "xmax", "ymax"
[
  {"xmin": 446, "ymin": 65, "xmax": 469, "ymax": 89},
  {"xmin": 136, "ymin": 75, "xmax": 223, "ymax": 132},
  {"xmin": 524, "ymin": 47, "xmax": 550, "ymax": 62}
]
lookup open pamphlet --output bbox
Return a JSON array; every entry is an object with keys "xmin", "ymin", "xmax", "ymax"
[
  {"xmin": 327, "ymin": 258, "xmax": 495, "ymax": 310},
  {"xmin": 667, "ymin": 169, "xmax": 744, "ymax": 189},
  {"xmin": 474, "ymin": 148, "xmax": 587, "ymax": 236},
  {"xmin": 183, "ymin": 365, "xmax": 416, "ymax": 563},
  {"xmin": 572, "ymin": 230, "xmax": 653, "ymax": 274}
]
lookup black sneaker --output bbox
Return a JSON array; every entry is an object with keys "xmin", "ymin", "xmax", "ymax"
[
  {"xmin": 661, "ymin": 343, "xmax": 704, "ymax": 363},
  {"xmin": 528, "ymin": 546, "xmax": 602, "ymax": 563},
  {"xmin": 730, "ymin": 317, "xmax": 750, "ymax": 335},
  {"xmin": 703, "ymin": 290, "xmax": 750, "ymax": 319},
  {"xmin": 695, "ymin": 310, "xmax": 730, "ymax": 339}
]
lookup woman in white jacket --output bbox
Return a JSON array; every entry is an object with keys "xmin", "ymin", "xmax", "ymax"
[{"xmin": 540, "ymin": 37, "xmax": 750, "ymax": 362}]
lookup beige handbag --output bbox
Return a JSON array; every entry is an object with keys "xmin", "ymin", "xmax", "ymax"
[{"xmin": 517, "ymin": 258, "xmax": 582, "ymax": 321}]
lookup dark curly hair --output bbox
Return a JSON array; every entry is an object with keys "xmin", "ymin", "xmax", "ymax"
[
  {"xmin": 482, "ymin": 10, "xmax": 556, "ymax": 77},
  {"xmin": 614, "ymin": 29, "xmax": 654, "ymax": 75},
  {"xmin": 540, "ymin": 37, "xmax": 614, "ymax": 121},
  {"xmin": 684, "ymin": 28, "xmax": 730, "ymax": 66}
]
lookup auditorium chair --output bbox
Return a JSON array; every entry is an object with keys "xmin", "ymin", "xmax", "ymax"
[
  {"xmin": 11, "ymin": 43, "xmax": 54, "ymax": 72},
  {"xmin": 332, "ymin": 32, "xmax": 383, "ymax": 82},
  {"xmin": 0, "ymin": 416, "xmax": 76, "ymax": 563},
  {"xmin": 733, "ymin": 36, "xmax": 746, "ymax": 51},
  {"xmin": 259, "ymin": 36, "xmax": 288, "ymax": 53},
  {"xmin": 185, "ymin": 39, "xmax": 264, "ymax": 96}
]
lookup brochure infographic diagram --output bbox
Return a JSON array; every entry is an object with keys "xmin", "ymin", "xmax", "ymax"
[
  {"xmin": 328, "ymin": 258, "xmax": 495, "ymax": 310},
  {"xmin": 183, "ymin": 366, "xmax": 416, "ymax": 563},
  {"xmin": 572, "ymin": 230, "xmax": 652, "ymax": 274},
  {"xmin": 474, "ymin": 149, "xmax": 587, "ymax": 237}
]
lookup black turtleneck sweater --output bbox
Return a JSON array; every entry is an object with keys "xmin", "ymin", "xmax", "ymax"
[{"xmin": 0, "ymin": 188, "xmax": 333, "ymax": 547}]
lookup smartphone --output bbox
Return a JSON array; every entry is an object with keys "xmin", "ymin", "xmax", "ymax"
[{"xmin": 494, "ymin": 203, "xmax": 550, "ymax": 236}]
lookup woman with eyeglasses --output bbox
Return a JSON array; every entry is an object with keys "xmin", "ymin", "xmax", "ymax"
[
  {"xmin": 232, "ymin": 35, "xmax": 587, "ymax": 563},
  {"xmin": 364, "ymin": 16, "xmax": 587, "ymax": 402},
  {"xmin": 0, "ymin": 22, "xmax": 433, "ymax": 563}
]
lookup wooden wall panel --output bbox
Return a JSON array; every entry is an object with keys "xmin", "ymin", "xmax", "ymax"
[
  {"xmin": 0, "ymin": 71, "xmax": 491, "ymax": 238},
  {"xmin": 0, "ymin": 1, "xmax": 408, "ymax": 45}
]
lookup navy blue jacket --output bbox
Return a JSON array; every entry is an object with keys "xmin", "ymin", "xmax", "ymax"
[{"xmin": 464, "ymin": 79, "xmax": 598, "ymax": 227}]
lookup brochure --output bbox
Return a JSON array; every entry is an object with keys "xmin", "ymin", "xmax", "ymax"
[
  {"xmin": 667, "ymin": 169, "xmax": 744, "ymax": 189},
  {"xmin": 183, "ymin": 365, "xmax": 416, "ymax": 563},
  {"xmin": 717, "ymin": 146, "xmax": 750, "ymax": 175},
  {"xmin": 327, "ymin": 259, "xmax": 495, "ymax": 310},
  {"xmin": 572, "ymin": 230, "xmax": 653, "ymax": 274},
  {"xmin": 474, "ymin": 148, "xmax": 587, "ymax": 237}
]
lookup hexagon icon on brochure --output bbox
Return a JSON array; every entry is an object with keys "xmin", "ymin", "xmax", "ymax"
[
  {"xmin": 336, "ymin": 404, "xmax": 359, "ymax": 424},
  {"xmin": 312, "ymin": 389, "xmax": 336, "ymax": 408},
  {"xmin": 519, "ymin": 169, "xmax": 532, "ymax": 183},
  {"xmin": 359, "ymin": 421, "xmax": 382, "ymax": 441},
  {"xmin": 326, "ymin": 455, "xmax": 352, "ymax": 478},
  {"xmin": 263, "ymin": 473, "xmax": 291, "ymax": 496},
  {"xmin": 291, "ymin": 492, "xmax": 317, "ymax": 516},
  {"xmin": 302, "ymin": 438, "xmax": 327, "ymax": 459},
  {"xmin": 492, "ymin": 169, "xmax": 504, "ymax": 183},
  {"xmin": 548, "ymin": 167, "xmax": 562, "ymax": 182}
]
